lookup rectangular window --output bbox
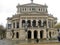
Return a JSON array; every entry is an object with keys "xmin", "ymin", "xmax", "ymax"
[
  {"xmin": 39, "ymin": 9, "xmax": 40, "ymax": 11},
  {"xmin": 25, "ymin": 8, "xmax": 26, "ymax": 11},
  {"xmin": 17, "ymin": 22, "xmax": 19, "ymax": 28},
  {"xmin": 32, "ymin": 8, "xmax": 35, "ymax": 11},
  {"xmin": 8, "ymin": 24, "xmax": 11, "ymax": 29},
  {"xmin": 13, "ymin": 23, "xmax": 15, "ymax": 28}
]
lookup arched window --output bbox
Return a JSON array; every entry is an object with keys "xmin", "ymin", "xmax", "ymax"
[
  {"xmin": 39, "ymin": 8, "xmax": 40, "ymax": 11},
  {"xmin": 16, "ymin": 22, "xmax": 19, "ymax": 28},
  {"xmin": 28, "ymin": 31, "xmax": 31, "ymax": 39},
  {"xmin": 16, "ymin": 32, "xmax": 19, "ymax": 38},
  {"xmin": 43, "ymin": 20, "xmax": 46, "ymax": 26},
  {"xmin": 8, "ymin": 24, "xmax": 11, "ymax": 29},
  {"xmin": 40, "ymin": 30, "xmax": 44, "ymax": 39},
  {"xmin": 32, "ymin": 20, "xmax": 36, "ymax": 27},
  {"xmin": 27, "ymin": 20, "xmax": 31, "ymax": 27},
  {"xmin": 49, "ymin": 32, "xmax": 51, "ymax": 38},
  {"xmin": 38, "ymin": 20, "xmax": 41, "ymax": 27},
  {"xmin": 22, "ymin": 20, "xmax": 25, "ymax": 27},
  {"xmin": 34, "ymin": 30, "xmax": 38, "ymax": 39}
]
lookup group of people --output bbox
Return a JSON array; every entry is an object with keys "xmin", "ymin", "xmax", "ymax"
[{"xmin": 57, "ymin": 32, "xmax": 60, "ymax": 41}]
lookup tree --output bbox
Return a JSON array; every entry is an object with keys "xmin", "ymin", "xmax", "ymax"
[{"xmin": 0, "ymin": 25, "xmax": 6, "ymax": 39}]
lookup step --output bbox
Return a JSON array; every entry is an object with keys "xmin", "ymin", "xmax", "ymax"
[{"xmin": 15, "ymin": 42, "xmax": 60, "ymax": 45}]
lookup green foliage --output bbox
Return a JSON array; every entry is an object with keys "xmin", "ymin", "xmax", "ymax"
[{"xmin": 0, "ymin": 25, "xmax": 6, "ymax": 39}]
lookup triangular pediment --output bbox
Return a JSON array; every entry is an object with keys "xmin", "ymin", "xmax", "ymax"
[{"xmin": 20, "ymin": 3, "xmax": 47, "ymax": 7}]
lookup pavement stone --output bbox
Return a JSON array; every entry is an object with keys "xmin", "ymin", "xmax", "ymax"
[{"xmin": 0, "ymin": 39, "xmax": 60, "ymax": 45}]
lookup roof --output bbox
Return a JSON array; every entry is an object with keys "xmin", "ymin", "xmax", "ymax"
[
  {"xmin": 17, "ymin": 3, "xmax": 47, "ymax": 7},
  {"xmin": 54, "ymin": 23, "xmax": 60, "ymax": 28}
]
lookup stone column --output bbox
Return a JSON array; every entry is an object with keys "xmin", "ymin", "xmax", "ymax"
[
  {"xmin": 20, "ymin": 19, "xmax": 22, "ymax": 28},
  {"xmin": 43, "ymin": 30, "xmax": 46, "ymax": 39},
  {"xmin": 41, "ymin": 19, "xmax": 43, "ymax": 26},
  {"xmin": 51, "ymin": 31, "xmax": 53, "ymax": 38},
  {"xmin": 38, "ymin": 31, "xmax": 40, "ymax": 39},
  {"xmin": 47, "ymin": 19, "xmax": 49, "ymax": 28},
  {"xmin": 31, "ymin": 31, "xmax": 34, "ymax": 39},
  {"xmin": 25, "ymin": 19, "xmax": 27, "ymax": 23},
  {"xmin": 36, "ymin": 20, "xmax": 38, "ymax": 27}
]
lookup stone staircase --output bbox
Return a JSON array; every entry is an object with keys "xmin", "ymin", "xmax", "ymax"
[
  {"xmin": 15, "ymin": 42, "xmax": 60, "ymax": 45},
  {"xmin": 11, "ymin": 39, "xmax": 60, "ymax": 45}
]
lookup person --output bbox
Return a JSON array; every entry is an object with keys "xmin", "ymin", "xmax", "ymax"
[
  {"xmin": 36, "ymin": 38, "xmax": 39, "ymax": 43},
  {"xmin": 57, "ymin": 32, "xmax": 60, "ymax": 41}
]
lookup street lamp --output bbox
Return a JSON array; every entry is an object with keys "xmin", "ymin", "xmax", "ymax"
[{"xmin": 23, "ymin": 22, "xmax": 28, "ymax": 41}]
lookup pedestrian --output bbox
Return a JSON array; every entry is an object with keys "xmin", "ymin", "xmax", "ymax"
[{"xmin": 36, "ymin": 38, "xmax": 39, "ymax": 43}]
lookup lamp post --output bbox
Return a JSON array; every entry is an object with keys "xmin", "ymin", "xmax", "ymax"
[{"xmin": 23, "ymin": 22, "xmax": 28, "ymax": 41}]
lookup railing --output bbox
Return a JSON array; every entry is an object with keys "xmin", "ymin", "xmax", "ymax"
[{"xmin": 22, "ymin": 26, "xmax": 47, "ymax": 29}]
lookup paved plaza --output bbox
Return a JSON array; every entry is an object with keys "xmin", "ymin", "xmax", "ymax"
[
  {"xmin": 17, "ymin": 42, "xmax": 60, "ymax": 45},
  {"xmin": 0, "ymin": 39, "xmax": 60, "ymax": 45}
]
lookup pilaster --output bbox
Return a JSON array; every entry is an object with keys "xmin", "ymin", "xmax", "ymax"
[
  {"xmin": 41, "ymin": 19, "xmax": 43, "ymax": 26},
  {"xmin": 38, "ymin": 31, "xmax": 40, "ymax": 39},
  {"xmin": 36, "ymin": 20, "xmax": 38, "ymax": 27},
  {"xmin": 20, "ymin": 19, "xmax": 22, "ymax": 28},
  {"xmin": 43, "ymin": 30, "xmax": 46, "ymax": 38},
  {"xmin": 47, "ymin": 19, "xmax": 49, "ymax": 28},
  {"xmin": 31, "ymin": 31, "xmax": 34, "ymax": 39},
  {"xmin": 31, "ymin": 20, "xmax": 33, "ymax": 27}
]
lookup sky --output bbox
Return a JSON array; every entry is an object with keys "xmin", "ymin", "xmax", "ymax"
[{"xmin": 0, "ymin": 0, "xmax": 60, "ymax": 27}]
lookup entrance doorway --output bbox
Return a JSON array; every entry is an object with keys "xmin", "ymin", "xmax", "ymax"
[
  {"xmin": 34, "ymin": 30, "xmax": 37, "ymax": 39},
  {"xmin": 28, "ymin": 31, "xmax": 31, "ymax": 39},
  {"xmin": 16, "ymin": 32, "xmax": 19, "ymax": 38},
  {"xmin": 40, "ymin": 30, "xmax": 43, "ymax": 39},
  {"xmin": 49, "ymin": 32, "xmax": 51, "ymax": 38}
]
